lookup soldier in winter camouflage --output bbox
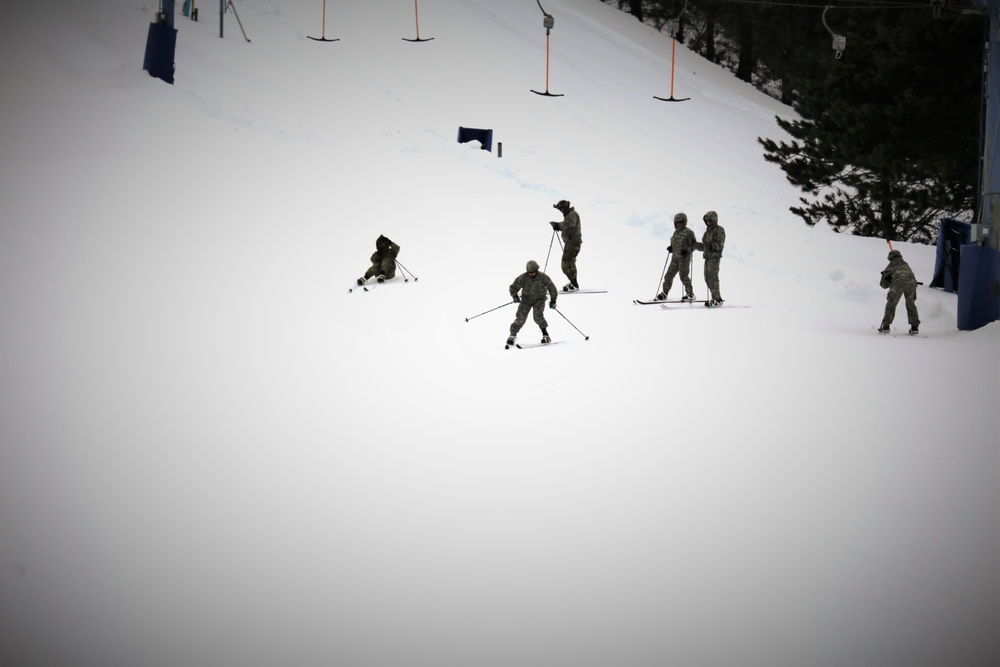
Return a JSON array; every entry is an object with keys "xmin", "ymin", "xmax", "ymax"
[
  {"xmin": 549, "ymin": 200, "xmax": 582, "ymax": 292},
  {"xmin": 357, "ymin": 235, "xmax": 400, "ymax": 285},
  {"xmin": 657, "ymin": 212, "xmax": 697, "ymax": 301},
  {"xmin": 507, "ymin": 260, "xmax": 558, "ymax": 345},
  {"xmin": 694, "ymin": 210, "xmax": 726, "ymax": 306},
  {"xmin": 878, "ymin": 249, "xmax": 920, "ymax": 334}
]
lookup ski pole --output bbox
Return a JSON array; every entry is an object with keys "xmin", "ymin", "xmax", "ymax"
[
  {"xmin": 395, "ymin": 259, "xmax": 419, "ymax": 282},
  {"xmin": 551, "ymin": 305, "xmax": 589, "ymax": 340},
  {"xmin": 465, "ymin": 301, "xmax": 515, "ymax": 322},
  {"xmin": 654, "ymin": 251, "xmax": 671, "ymax": 298},
  {"xmin": 543, "ymin": 228, "xmax": 557, "ymax": 273}
]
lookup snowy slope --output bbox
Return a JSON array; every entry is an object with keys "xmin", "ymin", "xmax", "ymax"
[{"xmin": 1, "ymin": 1, "xmax": 997, "ymax": 666}]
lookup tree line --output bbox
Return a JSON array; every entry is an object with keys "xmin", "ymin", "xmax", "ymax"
[{"xmin": 601, "ymin": 0, "xmax": 984, "ymax": 244}]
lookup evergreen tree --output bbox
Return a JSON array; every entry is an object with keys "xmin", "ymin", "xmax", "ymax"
[{"xmin": 759, "ymin": 9, "xmax": 981, "ymax": 243}]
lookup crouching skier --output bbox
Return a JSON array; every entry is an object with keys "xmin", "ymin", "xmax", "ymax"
[
  {"xmin": 357, "ymin": 235, "xmax": 400, "ymax": 286},
  {"xmin": 506, "ymin": 260, "xmax": 558, "ymax": 347},
  {"xmin": 878, "ymin": 249, "xmax": 920, "ymax": 335}
]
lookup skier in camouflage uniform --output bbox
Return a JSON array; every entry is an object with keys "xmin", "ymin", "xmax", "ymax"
[
  {"xmin": 507, "ymin": 260, "xmax": 558, "ymax": 345},
  {"xmin": 657, "ymin": 212, "xmax": 697, "ymax": 301},
  {"xmin": 357, "ymin": 235, "xmax": 400, "ymax": 285},
  {"xmin": 878, "ymin": 249, "xmax": 920, "ymax": 334},
  {"xmin": 694, "ymin": 210, "xmax": 726, "ymax": 306},
  {"xmin": 549, "ymin": 200, "xmax": 582, "ymax": 292}
]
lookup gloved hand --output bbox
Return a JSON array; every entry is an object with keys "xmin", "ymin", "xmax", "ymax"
[
  {"xmin": 549, "ymin": 300, "xmax": 557, "ymax": 309},
  {"xmin": 667, "ymin": 245, "xmax": 673, "ymax": 252},
  {"xmin": 512, "ymin": 295, "xmax": 521, "ymax": 303},
  {"xmin": 550, "ymin": 221, "xmax": 559, "ymax": 230}
]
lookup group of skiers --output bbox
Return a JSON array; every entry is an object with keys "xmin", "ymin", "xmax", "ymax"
[
  {"xmin": 655, "ymin": 210, "xmax": 726, "ymax": 306},
  {"xmin": 355, "ymin": 200, "xmax": 921, "ymax": 342},
  {"xmin": 503, "ymin": 200, "xmax": 582, "ymax": 346}
]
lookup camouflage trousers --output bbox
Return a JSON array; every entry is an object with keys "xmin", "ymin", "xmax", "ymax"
[
  {"xmin": 883, "ymin": 286, "xmax": 920, "ymax": 328},
  {"xmin": 703, "ymin": 256, "xmax": 723, "ymax": 301},
  {"xmin": 561, "ymin": 242, "xmax": 581, "ymax": 286},
  {"xmin": 364, "ymin": 258, "xmax": 397, "ymax": 280},
  {"xmin": 510, "ymin": 299, "xmax": 548, "ymax": 336},
  {"xmin": 662, "ymin": 254, "xmax": 694, "ymax": 297}
]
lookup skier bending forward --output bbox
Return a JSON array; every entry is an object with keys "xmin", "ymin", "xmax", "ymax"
[{"xmin": 507, "ymin": 260, "xmax": 558, "ymax": 346}]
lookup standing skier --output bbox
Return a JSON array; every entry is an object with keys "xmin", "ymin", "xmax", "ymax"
[
  {"xmin": 507, "ymin": 260, "xmax": 558, "ymax": 346},
  {"xmin": 657, "ymin": 212, "xmax": 697, "ymax": 301},
  {"xmin": 878, "ymin": 249, "xmax": 920, "ymax": 334},
  {"xmin": 549, "ymin": 199, "xmax": 582, "ymax": 292},
  {"xmin": 694, "ymin": 210, "xmax": 726, "ymax": 306},
  {"xmin": 357, "ymin": 235, "xmax": 400, "ymax": 286}
]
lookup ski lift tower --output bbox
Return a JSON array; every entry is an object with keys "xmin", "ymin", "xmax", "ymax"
[
  {"xmin": 972, "ymin": 0, "xmax": 999, "ymax": 250},
  {"xmin": 953, "ymin": 0, "xmax": 1000, "ymax": 331}
]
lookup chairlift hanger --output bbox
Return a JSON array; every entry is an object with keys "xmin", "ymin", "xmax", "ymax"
[
  {"xmin": 822, "ymin": 6, "xmax": 847, "ymax": 59},
  {"xmin": 531, "ymin": 0, "xmax": 563, "ymax": 96}
]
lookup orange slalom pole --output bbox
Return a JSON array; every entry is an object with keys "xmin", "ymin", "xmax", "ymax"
[
  {"xmin": 545, "ymin": 33, "xmax": 551, "ymax": 91},
  {"xmin": 670, "ymin": 38, "xmax": 677, "ymax": 97}
]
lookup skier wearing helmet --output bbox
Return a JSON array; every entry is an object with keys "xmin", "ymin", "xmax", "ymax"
[
  {"xmin": 694, "ymin": 210, "xmax": 726, "ymax": 306},
  {"xmin": 507, "ymin": 260, "xmax": 558, "ymax": 346},
  {"xmin": 656, "ymin": 212, "xmax": 697, "ymax": 301},
  {"xmin": 549, "ymin": 199, "xmax": 582, "ymax": 292},
  {"xmin": 878, "ymin": 249, "xmax": 920, "ymax": 334}
]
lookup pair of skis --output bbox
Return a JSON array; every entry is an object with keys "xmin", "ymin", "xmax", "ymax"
[
  {"xmin": 634, "ymin": 298, "xmax": 747, "ymax": 308},
  {"xmin": 348, "ymin": 276, "xmax": 417, "ymax": 293},
  {"xmin": 505, "ymin": 339, "xmax": 563, "ymax": 350},
  {"xmin": 875, "ymin": 326, "xmax": 925, "ymax": 338},
  {"xmin": 633, "ymin": 298, "xmax": 706, "ymax": 305}
]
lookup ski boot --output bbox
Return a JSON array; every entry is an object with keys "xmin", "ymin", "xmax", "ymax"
[
  {"xmin": 681, "ymin": 293, "xmax": 695, "ymax": 301},
  {"xmin": 656, "ymin": 292, "xmax": 667, "ymax": 301},
  {"xmin": 909, "ymin": 326, "xmax": 919, "ymax": 335},
  {"xmin": 505, "ymin": 335, "xmax": 516, "ymax": 348},
  {"xmin": 377, "ymin": 274, "xmax": 386, "ymax": 283},
  {"xmin": 877, "ymin": 323, "xmax": 891, "ymax": 334},
  {"xmin": 563, "ymin": 283, "xmax": 578, "ymax": 292},
  {"xmin": 356, "ymin": 277, "xmax": 365, "ymax": 286}
]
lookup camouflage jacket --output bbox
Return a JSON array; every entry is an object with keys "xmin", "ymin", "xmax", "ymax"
[
  {"xmin": 370, "ymin": 241, "xmax": 400, "ymax": 265},
  {"xmin": 510, "ymin": 271, "xmax": 558, "ymax": 303},
  {"xmin": 670, "ymin": 226, "xmax": 697, "ymax": 256},
  {"xmin": 553, "ymin": 208, "xmax": 582, "ymax": 244},
  {"xmin": 880, "ymin": 251, "xmax": 917, "ymax": 290},
  {"xmin": 695, "ymin": 222, "xmax": 725, "ymax": 258}
]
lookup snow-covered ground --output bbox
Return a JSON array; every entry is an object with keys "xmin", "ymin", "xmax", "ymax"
[{"xmin": 1, "ymin": 1, "xmax": 997, "ymax": 665}]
